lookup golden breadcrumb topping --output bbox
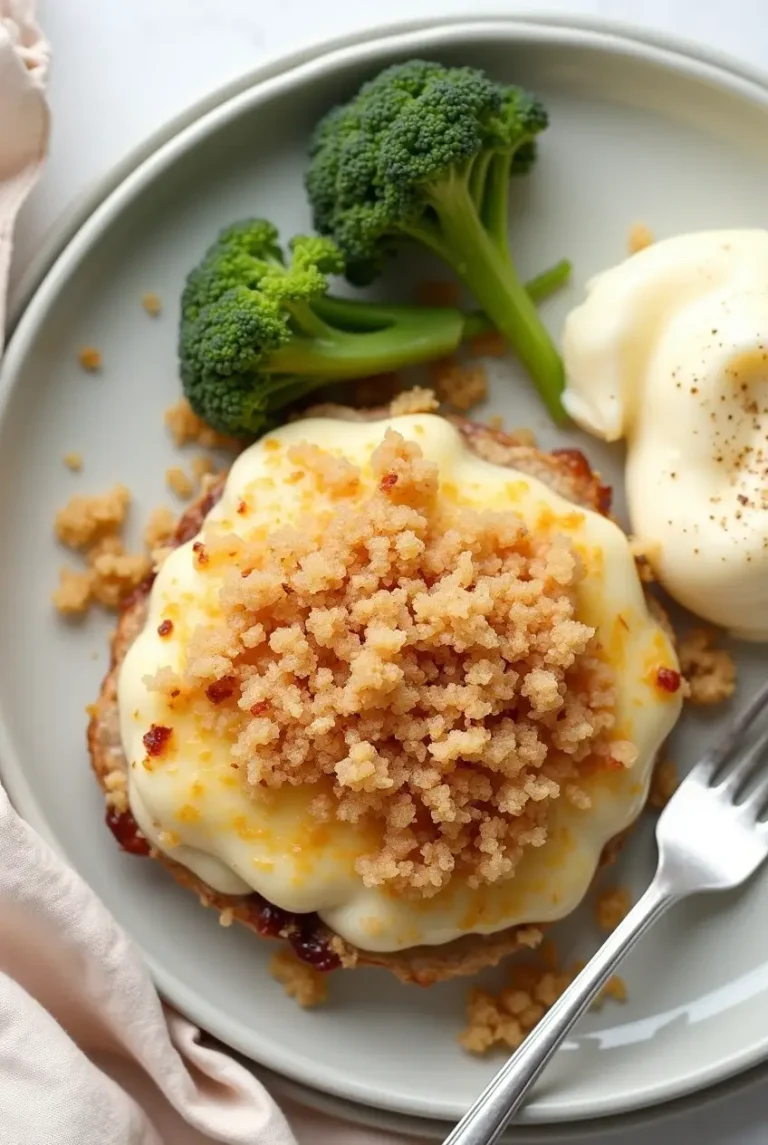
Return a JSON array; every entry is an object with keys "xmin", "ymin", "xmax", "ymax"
[
  {"xmin": 153, "ymin": 431, "xmax": 632, "ymax": 899},
  {"xmin": 89, "ymin": 548, "xmax": 151, "ymax": 609},
  {"xmin": 52, "ymin": 567, "xmax": 95, "ymax": 615},
  {"xmin": 628, "ymin": 223, "xmax": 654, "ymax": 254},
  {"xmin": 389, "ymin": 387, "xmax": 440, "ymax": 416},
  {"xmin": 679, "ymin": 628, "xmax": 737, "ymax": 706},
  {"xmin": 649, "ymin": 757, "xmax": 679, "ymax": 810},
  {"xmin": 429, "ymin": 360, "xmax": 488, "ymax": 412},
  {"xmin": 77, "ymin": 346, "xmax": 102, "ymax": 372},
  {"xmin": 270, "ymin": 949, "xmax": 329, "ymax": 1007},
  {"xmin": 595, "ymin": 886, "xmax": 631, "ymax": 932},
  {"xmin": 143, "ymin": 506, "xmax": 176, "ymax": 552},
  {"xmin": 63, "ymin": 452, "xmax": 83, "ymax": 472},
  {"xmin": 164, "ymin": 398, "xmax": 239, "ymax": 451},
  {"xmin": 55, "ymin": 485, "xmax": 131, "ymax": 549},
  {"xmin": 141, "ymin": 292, "xmax": 162, "ymax": 316},
  {"xmin": 165, "ymin": 466, "xmax": 194, "ymax": 500},
  {"xmin": 460, "ymin": 946, "xmax": 626, "ymax": 1054}
]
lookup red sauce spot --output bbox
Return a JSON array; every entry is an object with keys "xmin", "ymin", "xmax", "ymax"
[
  {"xmin": 551, "ymin": 447, "xmax": 592, "ymax": 479},
  {"xmin": 192, "ymin": 541, "xmax": 208, "ymax": 565},
  {"xmin": 604, "ymin": 758, "xmax": 627, "ymax": 772},
  {"xmin": 249, "ymin": 898, "xmax": 342, "ymax": 971},
  {"xmin": 237, "ymin": 500, "xmax": 248, "ymax": 515},
  {"xmin": 656, "ymin": 667, "xmax": 681, "ymax": 694},
  {"xmin": 157, "ymin": 619, "xmax": 173, "ymax": 637},
  {"xmin": 379, "ymin": 472, "xmax": 399, "ymax": 493},
  {"xmin": 142, "ymin": 723, "xmax": 173, "ymax": 756},
  {"xmin": 105, "ymin": 809, "xmax": 150, "ymax": 856},
  {"xmin": 250, "ymin": 700, "xmax": 269, "ymax": 716},
  {"xmin": 205, "ymin": 676, "xmax": 236, "ymax": 704},
  {"xmin": 597, "ymin": 483, "xmax": 613, "ymax": 516}
]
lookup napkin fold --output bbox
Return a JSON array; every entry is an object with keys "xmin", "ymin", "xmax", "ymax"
[{"xmin": 0, "ymin": 5, "xmax": 414, "ymax": 1144}]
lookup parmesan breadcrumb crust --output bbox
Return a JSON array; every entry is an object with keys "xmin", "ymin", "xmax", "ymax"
[
  {"xmin": 679, "ymin": 628, "xmax": 737, "ymax": 706},
  {"xmin": 147, "ymin": 429, "xmax": 634, "ymax": 899}
]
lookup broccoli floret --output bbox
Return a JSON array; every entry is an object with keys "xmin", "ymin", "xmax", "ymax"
[
  {"xmin": 179, "ymin": 220, "xmax": 482, "ymax": 437},
  {"xmin": 306, "ymin": 60, "xmax": 568, "ymax": 420}
]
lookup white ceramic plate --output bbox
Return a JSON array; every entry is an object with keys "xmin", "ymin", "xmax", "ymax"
[{"xmin": 2, "ymin": 15, "xmax": 768, "ymax": 1127}]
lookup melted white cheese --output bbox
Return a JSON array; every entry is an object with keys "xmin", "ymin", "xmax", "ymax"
[
  {"xmin": 118, "ymin": 415, "xmax": 681, "ymax": 952},
  {"xmin": 563, "ymin": 230, "xmax": 768, "ymax": 641}
]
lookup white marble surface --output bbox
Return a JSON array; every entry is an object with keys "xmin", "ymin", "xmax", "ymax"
[{"xmin": 12, "ymin": 1, "xmax": 768, "ymax": 1141}]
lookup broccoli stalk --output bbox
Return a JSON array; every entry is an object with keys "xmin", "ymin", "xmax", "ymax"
[
  {"xmin": 178, "ymin": 219, "xmax": 569, "ymax": 438},
  {"xmin": 306, "ymin": 60, "xmax": 570, "ymax": 421}
]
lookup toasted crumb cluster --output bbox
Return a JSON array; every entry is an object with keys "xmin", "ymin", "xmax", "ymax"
[
  {"xmin": 143, "ymin": 506, "xmax": 176, "ymax": 553},
  {"xmin": 141, "ymin": 292, "xmax": 162, "ymax": 316},
  {"xmin": 649, "ymin": 757, "xmax": 678, "ymax": 810},
  {"xmin": 389, "ymin": 387, "xmax": 439, "ymax": 416},
  {"xmin": 595, "ymin": 886, "xmax": 631, "ymax": 932},
  {"xmin": 628, "ymin": 223, "xmax": 654, "ymax": 254},
  {"xmin": 679, "ymin": 629, "xmax": 737, "ymax": 706},
  {"xmin": 460, "ymin": 943, "xmax": 625, "ymax": 1054},
  {"xmin": 52, "ymin": 485, "xmax": 151, "ymax": 616},
  {"xmin": 77, "ymin": 346, "xmax": 102, "ymax": 372},
  {"xmin": 63, "ymin": 451, "xmax": 83, "ymax": 472},
  {"xmin": 270, "ymin": 949, "xmax": 329, "ymax": 1007},
  {"xmin": 429, "ymin": 360, "xmax": 488, "ymax": 412},
  {"xmin": 165, "ymin": 466, "xmax": 194, "ymax": 500},
  {"xmin": 164, "ymin": 398, "xmax": 239, "ymax": 450},
  {"xmin": 159, "ymin": 431, "xmax": 631, "ymax": 899}
]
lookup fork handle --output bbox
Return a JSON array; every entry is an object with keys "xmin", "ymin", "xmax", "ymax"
[{"xmin": 443, "ymin": 880, "xmax": 677, "ymax": 1145}]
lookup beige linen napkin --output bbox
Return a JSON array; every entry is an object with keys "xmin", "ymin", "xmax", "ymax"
[{"xmin": 0, "ymin": 4, "xmax": 418, "ymax": 1143}]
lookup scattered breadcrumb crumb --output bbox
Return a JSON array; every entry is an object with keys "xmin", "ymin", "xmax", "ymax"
[
  {"xmin": 62, "ymin": 452, "xmax": 83, "ymax": 472},
  {"xmin": 218, "ymin": 908, "xmax": 235, "ymax": 927},
  {"xmin": 89, "ymin": 547, "xmax": 151, "ymax": 608},
  {"xmin": 595, "ymin": 886, "xmax": 631, "ymax": 932},
  {"xmin": 103, "ymin": 769, "xmax": 129, "ymax": 813},
  {"xmin": 460, "ymin": 948, "xmax": 626, "ymax": 1054},
  {"xmin": 470, "ymin": 330, "xmax": 507, "ymax": 359},
  {"xmin": 52, "ymin": 567, "xmax": 95, "ymax": 615},
  {"xmin": 270, "ymin": 949, "xmax": 328, "ymax": 1007},
  {"xmin": 165, "ymin": 466, "xmax": 194, "ymax": 500},
  {"xmin": 649, "ymin": 757, "xmax": 679, "ymax": 810},
  {"xmin": 77, "ymin": 347, "xmax": 102, "ymax": 372},
  {"xmin": 429, "ymin": 359, "xmax": 488, "ymax": 412},
  {"xmin": 415, "ymin": 280, "xmax": 461, "ymax": 308},
  {"xmin": 389, "ymin": 387, "xmax": 439, "ymax": 416},
  {"xmin": 141, "ymin": 292, "xmax": 162, "ymax": 316},
  {"xmin": 679, "ymin": 628, "xmax": 737, "ymax": 706},
  {"xmin": 163, "ymin": 398, "xmax": 240, "ymax": 451},
  {"xmin": 158, "ymin": 429, "xmax": 630, "ymax": 900},
  {"xmin": 628, "ymin": 223, "xmax": 654, "ymax": 254},
  {"xmin": 191, "ymin": 454, "xmax": 216, "ymax": 486},
  {"xmin": 143, "ymin": 506, "xmax": 176, "ymax": 552},
  {"xmin": 508, "ymin": 427, "xmax": 538, "ymax": 448},
  {"xmin": 55, "ymin": 485, "xmax": 131, "ymax": 549}
]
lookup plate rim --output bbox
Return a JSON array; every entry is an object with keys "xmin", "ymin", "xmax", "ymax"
[{"xmin": 4, "ymin": 11, "xmax": 768, "ymax": 1125}]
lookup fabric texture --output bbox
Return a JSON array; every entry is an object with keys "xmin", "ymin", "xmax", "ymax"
[{"xmin": 0, "ymin": 4, "xmax": 419, "ymax": 1143}]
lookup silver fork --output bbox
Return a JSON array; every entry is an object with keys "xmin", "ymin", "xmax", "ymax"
[{"xmin": 444, "ymin": 680, "xmax": 768, "ymax": 1145}]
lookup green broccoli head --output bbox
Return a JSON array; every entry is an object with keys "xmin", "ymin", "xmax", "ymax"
[
  {"xmin": 305, "ymin": 60, "xmax": 565, "ymax": 420},
  {"xmin": 306, "ymin": 60, "xmax": 547, "ymax": 283},
  {"xmin": 180, "ymin": 218, "xmax": 284, "ymax": 325}
]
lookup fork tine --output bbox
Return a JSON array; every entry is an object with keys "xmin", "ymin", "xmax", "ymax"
[
  {"xmin": 717, "ymin": 725, "xmax": 768, "ymax": 800},
  {"xmin": 695, "ymin": 680, "xmax": 768, "ymax": 784}
]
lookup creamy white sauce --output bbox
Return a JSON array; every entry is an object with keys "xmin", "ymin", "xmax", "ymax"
[
  {"xmin": 563, "ymin": 230, "xmax": 768, "ymax": 641},
  {"xmin": 118, "ymin": 415, "xmax": 681, "ymax": 952}
]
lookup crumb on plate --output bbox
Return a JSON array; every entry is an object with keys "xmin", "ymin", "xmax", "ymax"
[
  {"xmin": 63, "ymin": 452, "xmax": 83, "ymax": 472},
  {"xmin": 141, "ymin": 292, "xmax": 162, "ymax": 317},
  {"xmin": 88, "ymin": 546, "xmax": 151, "ymax": 609},
  {"xmin": 164, "ymin": 398, "xmax": 240, "ymax": 451},
  {"xmin": 143, "ymin": 506, "xmax": 177, "ymax": 551},
  {"xmin": 78, "ymin": 347, "xmax": 102, "ymax": 372},
  {"xmin": 165, "ymin": 466, "xmax": 194, "ymax": 500},
  {"xmin": 595, "ymin": 886, "xmax": 631, "ymax": 932},
  {"xmin": 55, "ymin": 485, "xmax": 131, "ymax": 549},
  {"xmin": 460, "ymin": 947, "xmax": 627, "ymax": 1054},
  {"xmin": 628, "ymin": 223, "xmax": 654, "ymax": 254},
  {"xmin": 649, "ymin": 757, "xmax": 678, "ymax": 810},
  {"xmin": 270, "ymin": 949, "xmax": 329, "ymax": 1007},
  {"xmin": 428, "ymin": 359, "xmax": 488, "ymax": 412},
  {"xmin": 51, "ymin": 567, "xmax": 95, "ymax": 616},
  {"xmin": 389, "ymin": 387, "xmax": 439, "ymax": 416},
  {"xmin": 679, "ymin": 628, "xmax": 737, "ymax": 706}
]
